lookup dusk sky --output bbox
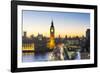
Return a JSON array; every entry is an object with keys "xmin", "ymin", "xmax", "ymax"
[{"xmin": 22, "ymin": 10, "xmax": 90, "ymax": 37}]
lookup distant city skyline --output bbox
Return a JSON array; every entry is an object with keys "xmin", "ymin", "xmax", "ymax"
[{"xmin": 22, "ymin": 10, "xmax": 90, "ymax": 37}]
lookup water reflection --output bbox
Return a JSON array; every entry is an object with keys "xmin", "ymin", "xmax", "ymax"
[
  {"xmin": 22, "ymin": 52, "xmax": 52, "ymax": 62},
  {"xmin": 22, "ymin": 51, "xmax": 82, "ymax": 62}
]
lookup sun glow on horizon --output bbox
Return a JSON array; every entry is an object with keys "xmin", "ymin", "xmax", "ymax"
[{"xmin": 23, "ymin": 31, "xmax": 86, "ymax": 38}]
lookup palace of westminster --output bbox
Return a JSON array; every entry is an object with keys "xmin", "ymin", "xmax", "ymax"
[{"xmin": 22, "ymin": 20, "xmax": 90, "ymax": 54}]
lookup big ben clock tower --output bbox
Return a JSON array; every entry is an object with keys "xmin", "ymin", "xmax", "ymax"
[
  {"xmin": 49, "ymin": 20, "xmax": 55, "ymax": 49},
  {"xmin": 50, "ymin": 21, "xmax": 55, "ymax": 38}
]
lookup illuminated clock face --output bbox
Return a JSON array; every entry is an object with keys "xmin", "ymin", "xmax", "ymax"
[{"xmin": 51, "ymin": 29, "xmax": 54, "ymax": 32}]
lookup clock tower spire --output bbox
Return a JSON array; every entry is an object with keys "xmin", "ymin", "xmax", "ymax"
[{"xmin": 50, "ymin": 20, "xmax": 55, "ymax": 37}]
